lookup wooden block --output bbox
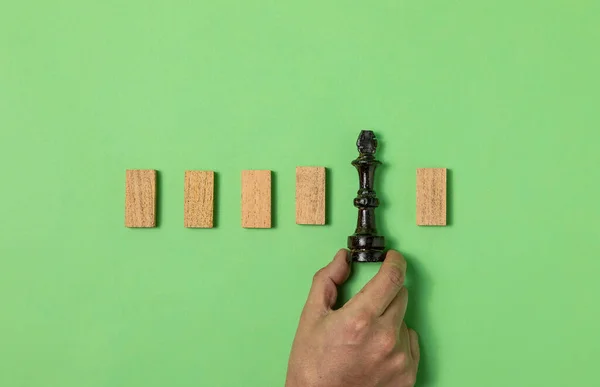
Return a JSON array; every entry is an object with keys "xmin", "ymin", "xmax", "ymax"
[
  {"xmin": 296, "ymin": 166, "xmax": 326, "ymax": 225},
  {"xmin": 125, "ymin": 169, "xmax": 157, "ymax": 228},
  {"xmin": 184, "ymin": 171, "xmax": 214, "ymax": 228},
  {"xmin": 241, "ymin": 170, "xmax": 271, "ymax": 228},
  {"xmin": 416, "ymin": 168, "xmax": 447, "ymax": 226}
]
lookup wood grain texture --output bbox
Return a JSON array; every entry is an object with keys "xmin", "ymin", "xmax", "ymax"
[
  {"xmin": 125, "ymin": 169, "xmax": 157, "ymax": 228},
  {"xmin": 241, "ymin": 170, "xmax": 271, "ymax": 228},
  {"xmin": 184, "ymin": 171, "xmax": 214, "ymax": 228},
  {"xmin": 416, "ymin": 168, "xmax": 447, "ymax": 226},
  {"xmin": 296, "ymin": 166, "xmax": 326, "ymax": 225}
]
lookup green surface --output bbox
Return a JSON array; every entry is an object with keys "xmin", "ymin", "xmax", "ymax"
[{"xmin": 1, "ymin": 1, "xmax": 599, "ymax": 386}]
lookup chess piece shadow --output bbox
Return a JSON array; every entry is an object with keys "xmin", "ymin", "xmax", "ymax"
[{"xmin": 375, "ymin": 132, "xmax": 437, "ymax": 386}]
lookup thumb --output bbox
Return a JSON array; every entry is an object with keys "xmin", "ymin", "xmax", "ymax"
[{"xmin": 304, "ymin": 249, "xmax": 351, "ymax": 316}]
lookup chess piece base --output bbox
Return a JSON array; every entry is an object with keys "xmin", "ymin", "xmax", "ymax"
[
  {"xmin": 351, "ymin": 250, "xmax": 385, "ymax": 262},
  {"xmin": 348, "ymin": 235, "xmax": 385, "ymax": 262}
]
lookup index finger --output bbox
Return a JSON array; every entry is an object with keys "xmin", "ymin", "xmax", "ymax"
[{"xmin": 349, "ymin": 250, "xmax": 407, "ymax": 316}]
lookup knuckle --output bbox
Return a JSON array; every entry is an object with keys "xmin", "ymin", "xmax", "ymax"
[
  {"xmin": 343, "ymin": 311, "xmax": 372, "ymax": 341},
  {"xmin": 384, "ymin": 266, "xmax": 405, "ymax": 288},
  {"xmin": 392, "ymin": 352, "xmax": 409, "ymax": 370},
  {"xmin": 312, "ymin": 268, "xmax": 326, "ymax": 282},
  {"xmin": 403, "ymin": 370, "xmax": 417, "ymax": 386},
  {"xmin": 377, "ymin": 330, "xmax": 398, "ymax": 354},
  {"xmin": 351, "ymin": 312, "xmax": 371, "ymax": 331}
]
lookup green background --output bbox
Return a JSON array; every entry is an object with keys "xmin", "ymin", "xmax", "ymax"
[{"xmin": 1, "ymin": 1, "xmax": 599, "ymax": 386}]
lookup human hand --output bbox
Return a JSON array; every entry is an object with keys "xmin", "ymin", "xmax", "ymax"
[{"xmin": 285, "ymin": 249, "xmax": 419, "ymax": 387}]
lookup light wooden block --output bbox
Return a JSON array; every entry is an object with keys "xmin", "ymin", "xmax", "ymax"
[
  {"xmin": 416, "ymin": 168, "xmax": 447, "ymax": 226},
  {"xmin": 241, "ymin": 170, "xmax": 271, "ymax": 228},
  {"xmin": 125, "ymin": 169, "xmax": 157, "ymax": 228},
  {"xmin": 296, "ymin": 166, "xmax": 326, "ymax": 225},
  {"xmin": 184, "ymin": 171, "xmax": 214, "ymax": 228}
]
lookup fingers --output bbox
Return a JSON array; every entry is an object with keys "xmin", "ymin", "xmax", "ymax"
[
  {"xmin": 350, "ymin": 250, "xmax": 407, "ymax": 315},
  {"xmin": 381, "ymin": 286, "xmax": 408, "ymax": 325},
  {"xmin": 409, "ymin": 328, "xmax": 420, "ymax": 365},
  {"xmin": 304, "ymin": 249, "xmax": 351, "ymax": 316}
]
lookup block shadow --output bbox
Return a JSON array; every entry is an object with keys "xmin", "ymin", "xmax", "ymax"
[
  {"xmin": 325, "ymin": 167, "xmax": 332, "ymax": 225},
  {"xmin": 447, "ymin": 168, "xmax": 453, "ymax": 226},
  {"xmin": 156, "ymin": 170, "xmax": 163, "ymax": 228},
  {"xmin": 213, "ymin": 171, "xmax": 220, "ymax": 228},
  {"xmin": 272, "ymin": 170, "xmax": 278, "ymax": 228}
]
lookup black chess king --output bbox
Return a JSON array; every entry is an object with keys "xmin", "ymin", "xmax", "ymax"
[{"xmin": 348, "ymin": 130, "xmax": 386, "ymax": 262}]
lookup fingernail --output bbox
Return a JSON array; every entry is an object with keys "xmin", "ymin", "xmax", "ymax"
[{"xmin": 345, "ymin": 250, "xmax": 351, "ymax": 263}]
